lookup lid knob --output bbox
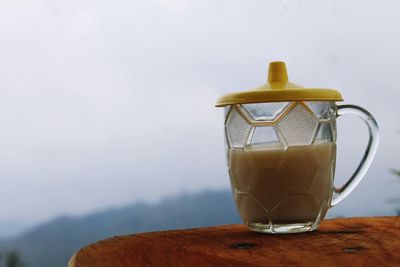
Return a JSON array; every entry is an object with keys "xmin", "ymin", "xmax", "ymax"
[{"xmin": 268, "ymin": 61, "xmax": 288, "ymax": 86}]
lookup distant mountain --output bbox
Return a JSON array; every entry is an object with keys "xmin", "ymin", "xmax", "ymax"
[
  {"xmin": 0, "ymin": 190, "xmax": 240, "ymax": 267},
  {"xmin": 0, "ymin": 221, "xmax": 35, "ymax": 239}
]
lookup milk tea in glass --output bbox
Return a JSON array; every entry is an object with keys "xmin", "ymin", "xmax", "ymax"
[{"xmin": 216, "ymin": 62, "xmax": 379, "ymax": 233}]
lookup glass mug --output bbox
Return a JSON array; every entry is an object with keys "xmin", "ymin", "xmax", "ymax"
[{"xmin": 217, "ymin": 62, "xmax": 379, "ymax": 233}]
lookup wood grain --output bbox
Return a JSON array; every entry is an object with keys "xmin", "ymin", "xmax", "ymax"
[{"xmin": 69, "ymin": 216, "xmax": 400, "ymax": 267}]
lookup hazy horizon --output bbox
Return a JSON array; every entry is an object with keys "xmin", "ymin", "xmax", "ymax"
[{"xmin": 0, "ymin": 0, "xmax": 399, "ymax": 227}]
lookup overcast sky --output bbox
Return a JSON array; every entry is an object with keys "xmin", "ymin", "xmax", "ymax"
[{"xmin": 0, "ymin": 0, "xmax": 399, "ymax": 223}]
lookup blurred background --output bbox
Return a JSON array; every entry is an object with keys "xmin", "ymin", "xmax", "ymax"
[{"xmin": 0, "ymin": 0, "xmax": 399, "ymax": 266}]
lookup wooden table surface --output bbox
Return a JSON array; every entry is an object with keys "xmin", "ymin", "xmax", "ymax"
[{"xmin": 69, "ymin": 216, "xmax": 400, "ymax": 267}]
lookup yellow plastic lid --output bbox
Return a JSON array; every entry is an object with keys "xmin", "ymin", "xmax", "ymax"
[{"xmin": 215, "ymin": 61, "xmax": 343, "ymax": 107}]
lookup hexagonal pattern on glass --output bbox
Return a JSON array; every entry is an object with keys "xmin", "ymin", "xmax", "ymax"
[
  {"xmin": 314, "ymin": 122, "xmax": 333, "ymax": 144},
  {"xmin": 235, "ymin": 193, "xmax": 269, "ymax": 224},
  {"xmin": 330, "ymin": 118, "xmax": 337, "ymax": 142},
  {"xmin": 305, "ymin": 101, "xmax": 335, "ymax": 119},
  {"xmin": 228, "ymin": 173, "xmax": 237, "ymax": 201},
  {"xmin": 310, "ymin": 166, "xmax": 334, "ymax": 204},
  {"xmin": 244, "ymin": 145, "xmax": 284, "ymax": 169},
  {"xmin": 271, "ymin": 194, "xmax": 320, "ymax": 224},
  {"xmin": 279, "ymin": 146, "xmax": 319, "ymax": 192},
  {"xmin": 248, "ymin": 126, "xmax": 281, "ymax": 145},
  {"xmin": 226, "ymin": 107, "xmax": 251, "ymax": 148},
  {"xmin": 224, "ymin": 105, "xmax": 231, "ymax": 119},
  {"xmin": 229, "ymin": 149, "xmax": 252, "ymax": 192},
  {"xmin": 249, "ymin": 168, "xmax": 284, "ymax": 211},
  {"xmin": 313, "ymin": 142, "xmax": 336, "ymax": 166},
  {"xmin": 224, "ymin": 101, "xmax": 338, "ymax": 232},
  {"xmin": 242, "ymin": 102, "xmax": 289, "ymax": 121},
  {"xmin": 312, "ymin": 199, "xmax": 330, "ymax": 230},
  {"xmin": 224, "ymin": 130, "xmax": 231, "ymax": 166},
  {"xmin": 276, "ymin": 103, "xmax": 319, "ymax": 146}
]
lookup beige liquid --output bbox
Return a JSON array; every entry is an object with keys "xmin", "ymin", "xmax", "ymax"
[{"xmin": 229, "ymin": 142, "xmax": 336, "ymax": 225}]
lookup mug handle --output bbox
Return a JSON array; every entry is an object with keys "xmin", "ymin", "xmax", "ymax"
[{"xmin": 330, "ymin": 104, "xmax": 380, "ymax": 207}]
